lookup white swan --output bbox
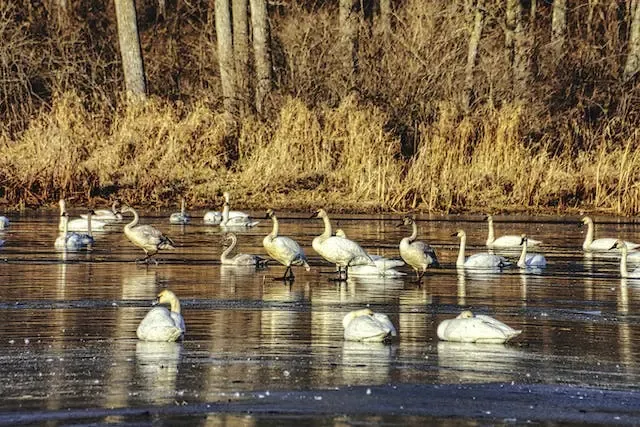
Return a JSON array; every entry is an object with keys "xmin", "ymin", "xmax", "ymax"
[
  {"xmin": 343, "ymin": 308, "xmax": 397, "ymax": 342},
  {"xmin": 80, "ymin": 201, "xmax": 122, "ymax": 222},
  {"xmin": 611, "ymin": 240, "xmax": 640, "ymax": 279},
  {"xmin": 221, "ymin": 232, "xmax": 267, "ymax": 267},
  {"xmin": 453, "ymin": 229, "xmax": 511, "ymax": 269},
  {"xmin": 121, "ymin": 206, "xmax": 175, "ymax": 263},
  {"xmin": 335, "ymin": 229, "xmax": 405, "ymax": 277},
  {"xmin": 437, "ymin": 310, "xmax": 522, "ymax": 343},
  {"xmin": 517, "ymin": 234, "xmax": 546, "ymax": 268},
  {"xmin": 397, "ymin": 216, "xmax": 439, "ymax": 281},
  {"xmin": 581, "ymin": 216, "xmax": 639, "ymax": 251},
  {"xmin": 0, "ymin": 216, "xmax": 9, "ymax": 229},
  {"xmin": 220, "ymin": 192, "xmax": 259, "ymax": 227},
  {"xmin": 204, "ymin": 191, "xmax": 254, "ymax": 225},
  {"xmin": 312, "ymin": 209, "xmax": 374, "ymax": 280},
  {"xmin": 169, "ymin": 198, "xmax": 191, "ymax": 225},
  {"xmin": 55, "ymin": 211, "xmax": 94, "ymax": 251},
  {"xmin": 136, "ymin": 289, "xmax": 186, "ymax": 342},
  {"xmin": 58, "ymin": 199, "xmax": 107, "ymax": 232},
  {"xmin": 263, "ymin": 209, "xmax": 310, "ymax": 280},
  {"xmin": 485, "ymin": 214, "xmax": 541, "ymax": 248}
]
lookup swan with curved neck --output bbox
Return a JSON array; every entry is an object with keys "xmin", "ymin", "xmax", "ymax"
[
  {"xmin": 263, "ymin": 209, "xmax": 309, "ymax": 280},
  {"xmin": 517, "ymin": 234, "xmax": 546, "ymax": 268},
  {"xmin": 121, "ymin": 206, "xmax": 175, "ymax": 264},
  {"xmin": 485, "ymin": 214, "xmax": 541, "ymax": 248},
  {"xmin": 581, "ymin": 216, "xmax": 640, "ymax": 251},
  {"xmin": 397, "ymin": 216, "xmax": 439, "ymax": 281},
  {"xmin": 136, "ymin": 289, "xmax": 185, "ymax": 342},
  {"xmin": 221, "ymin": 232, "xmax": 266, "ymax": 267},
  {"xmin": 453, "ymin": 229, "xmax": 510, "ymax": 269},
  {"xmin": 611, "ymin": 240, "xmax": 640, "ymax": 278}
]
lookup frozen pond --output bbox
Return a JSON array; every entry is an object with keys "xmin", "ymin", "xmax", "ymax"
[{"xmin": 1, "ymin": 209, "xmax": 640, "ymax": 424}]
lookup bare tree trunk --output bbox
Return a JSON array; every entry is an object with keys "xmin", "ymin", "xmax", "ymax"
[
  {"xmin": 464, "ymin": 0, "xmax": 484, "ymax": 111},
  {"xmin": 624, "ymin": 0, "xmax": 640, "ymax": 80},
  {"xmin": 56, "ymin": 0, "xmax": 69, "ymax": 29},
  {"xmin": 339, "ymin": 0, "xmax": 358, "ymax": 90},
  {"xmin": 551, "ymin": 0, "xmax": 567, "ymax": 62},
  {"xmin": 505, "ymin": 0, "xmax": 529, "ymax": 99},
  {"xmin": 157, "ymin": 0, "xmax": 166, "ymax": 21},
  {"xmin": 233, "ymin": 0, "xmax": 250, "ymax": 115},
  {"xmin": 249, "ymin": 0, "xmax": 272, "ymax": 115},
  {"xmin": 379, "ymin": 0, "xmax": 391, "ymax": 37},
  {"xmin": 114, "ymin": 0, "xmax": 147, "ymax": 100},
  {"xmin": 215, "ymin": 0, "xmax": 236, "ymax": 114}
]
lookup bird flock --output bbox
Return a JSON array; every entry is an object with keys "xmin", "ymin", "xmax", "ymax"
[{"xmin": 1, "ymin": 194, "xmax": 637, "ymax": 344}]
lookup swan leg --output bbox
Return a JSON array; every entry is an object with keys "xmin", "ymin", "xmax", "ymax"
[
  {"xmin": 329, "ymin": 266, "xmax": 347, "ymax": 282},
  {"xmin": 273, "ymin": 265, "xmax": 295, "ymax": 281}
]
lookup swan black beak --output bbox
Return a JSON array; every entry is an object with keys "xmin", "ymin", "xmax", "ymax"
[{"xmin": 449, "ymin": 232, "xmax": 458, "ymax": 237}]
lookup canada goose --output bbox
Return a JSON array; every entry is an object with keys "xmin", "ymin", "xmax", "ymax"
[
  {"xmin": 397, "ymin": 216, "xmax": 439, "ymax": 281},
  {"xmin": 58, "ymin": 199, "xmax": 107, "ymax": 232},
  {"xmin": 610, "ymin": 240, "xmax": 640, "ymax": 279},
  {"xmin": 80, "ymin": 201, "xmax": 122, "ymax": 222},
  {"xmin": 221, "ymin": 232, "xmax": 267, "ymax": 267},
  {"xmin": 335, "ymin": 229, "xmax": 405, "ymax": 277},
  {"xmin": 437, "ymin": 310, "xmax": 522, "ymax": 343},
  {"xmin": 54, "ymin": 211, "xmax": 94, "ymax": 251},
  {"xmin": 581, "ymin": 216, "xmax": 639, "ymax": 251},
  {"xmin": 121, "ymin": 206, "xmax": 175, "ymax": 264},
  {"xmin": 343, "ymin": 308, "xmax": 397, "ymax": 342},
  {"xmin": 169, "ymin": 198, "xmax": 191, "ymax": 225},
  {"xmin": 263, "ymin": 209, "xmax": 310, "ymax": 280},
  {"xmin": 517, "ymin": 234, "xmax": 547, "ymax": 268},
  {"xmin": 453, "ymin": 229, "xmax": 511, "ymax": 269},
  {"xmin": 485, "ymin": 214, "xmax": 541, "ymax": 248},
  {"xmin": 136, "ymin": 289, "xmax": 185, "ymax": 342}
]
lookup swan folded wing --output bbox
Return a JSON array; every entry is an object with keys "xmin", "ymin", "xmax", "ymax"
[
  {"xmin": 321, "ymin": 236, "xmax": 373, "ymax": 266},
  {"xmin": 344, "ymin": 315, "xmax": 394, "ymax": 342},
  {"xmin": 524, "ymin": 253, "xmax": 546, "ymax": 267},
  {"xmin": 348, "ymin": 264, "xmax": 406, "ymax": 277},
  {"xmin": 371, "ymin": 256, "xmax": 405, "ymax": 270},
  {"xmin": 590, "ymin": 238, "xmax": 640, "ymax": 251},
  {"xmin": 465, "ymin": 253, "xmax": 509, "ymax": 268},
  {"xmin": 137, "ymin": 307, "xmax": 184, "ymax": 342},
  {"xmin": 224, "ymin": 215, "xmax": 259, "ymax": 227},
  {"xmin": 439, "ymin": 317, "xmax": 521, "ymax": 343},
  {"xmin": 203, "ymin": 211, "xmax": 222, "ymax": 225}
]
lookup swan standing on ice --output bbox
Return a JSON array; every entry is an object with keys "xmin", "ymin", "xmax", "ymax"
[
  {"xmin": 221, "ymin": 232, "xmax": 267, "ymax": 267},
  {"xmin": 169, "ymin": 198, "xmax": 190, "ymax": 225},
  {"xmin": 311, "ymin": 209, "xmax": 374, "ymax": 281},
  {"xmin": 611, "ymin": 240, "xmax": 640, "ymax": 279},
  {"xmin": 55, "ymin": 211, "xmax": 94, "ymax": 251},
  {"xmin": 263, "ymin": 209, "xmax": 310, "ymax": 280},
  {"xmin": 58, "ymin": 199, "xmax": 107, "ymax": 232},
  {"xmin": 581, "ymin": 216, "xmax": 639, "ymax": 251},
  {"xmin": 335, "ymin": 229, "xmax": 405, "ymax": 277},
  {"xmin": 121, "ymin": 206, "xmax": 175, "ymax": 264},
  {"xmin": 343, "ymin": 309, "xmax": 397, "ymax": 342},
  {"xmin": 0, "ymin": 216, "xmax": 9, "ymax": 229},
  {"xmin": 485, "ymin": 214, "xmax": 541, "ymax": 248},
  {"xmin": 517, "ymin": 234, "xmax": 546, "ymax": 268},
  {"xmin": 397, "ymin": 216, "xmax": 439, "ymax": 281},
  {"xmin": 81, "ymin": 201, "xmax": 122, "ymax": 222},
  {"xmin": 437, "ymin": 310, "xmax": 522, "ymax": 343},
  {"xmin": 137, "ymin": 289, "xmax": 186, "ymax": 342},
  {"xmin": 453, "ymin": 229, "xmax": 511, "ymax": 269}
]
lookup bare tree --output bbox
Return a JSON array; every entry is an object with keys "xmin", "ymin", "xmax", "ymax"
[
  {"xmin": 551, "ymin": 0, "xmax": 566, "ymax": 62},
  {"xmin": 379, "ymin": 0, "xmax": 391, "ymax": 36},
  {"xmin": 624, "ymin": 0, "xmax": 640, "ymax": 80},
  {"xmin": 464, "ymin": 0, "xmax": 484, "ymax": 111},
  {"xmin": 215, "ymin": 0, "xmax": 236, "ymax": 114},
  {"xmin": 250, "ymin": 0, "xmax": 272, "ymax": 115},
  {"xmin": 339, "ymin": 0, "xmax": 358, "ymax": 89},
  {"xmin": 505, "ymin": 0, "xmax": 529, "ymax": 99},
  {"xmin": 114, "ymin": 0, "xmax": 146, "ymax": 100},
  {"xmin": 233, "ymin": 0, "xmax": 250, "ymax": 115}
]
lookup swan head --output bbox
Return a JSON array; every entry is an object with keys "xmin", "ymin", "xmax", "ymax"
[
  {"xmin": 155, "ymin": 289, "xmax": 179, "ymax": 308},
  {"xmin": 397, "ymin": 215, "xmax": 414, "ymax": 228},
  {"xmin": 580, "ymin": 216, "xmax": 592, "ymax": 226},
  {"xmin": 335, "ymin": 228, "xmax": 347, "ymax": 238},
  {"xmin": 456, "ymin": 310, "xmax": 474, "ymax": 319},
  {"xmin": 222, "ymin": 232, "xmax": 236, "ymax": 245},
  {"xmin": 342, "ymin": 308, "xmax": 374, "ymax": 329},
  {"xmin": 520, "ymin": 234, "xmax": 527, "ymax": 245},
  {"xmin": 120, "ymin": 206, "xmax": 133, "ymax": 215},
  {"xmin": 484, "ymin": 214, "xmax": 493, "ymax": 222},
  {"xmin": 265, "ymin": 209, "xmax": 275, "ymax": 219},
  {"xmin": 59, "ymin": 199, "xmax": 66, "ymax": 214},
  {"xmin": 311, "ymin": 209, "xmax": 328, "ymax": 219},
  {"xmin": 223, "ymin": 192, "xmax": 231, "ymax": 203},
  {"xmin": 610, "ymin": 239, "xmax": 625, "ymax": 250},
  {"xmin": 451, "ymin": 229, "xmax": 466, "ymax": 239}
]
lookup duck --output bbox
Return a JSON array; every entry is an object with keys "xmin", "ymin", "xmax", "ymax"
[
  {"xmin": 517, "ymin": 234, "xmax": 547, "ymax": 268},
  {"xmin": 136, "ymin": 289, "xmax": 186, "ymax": 342},
  {"xmin": 221, "ymin": 232, "xmax": 267, "ymax": 267},
  {"xmin": 581, "ymin": 216, "xmax": 639, "ymax": 252},
  {"xmin": 0, "ymin": 216, "xmax": 9, "ymax": 229},
  {"xmin": 169, "ymin": 198, "xmax": 191, "ymax": 225},
  {"xmin": 263, "ymin": 209, "xmax": 310, "ymax": 280},
  {"xmin": 397, "ymin": 216, "xmax": 439, "ymax": 281},
  {"xmin": 311, "ymin": 209, "xmax": 374, "ymax": 281},
  {"xmin": 453, "ymin": 229, "xmax": 511, "ymax": 269},
  {"xmin": 335, "ymin": 229, "xmax": 405, "ymax": 277},
  {"xmin": 121, "ymin": 206, "xmax": 175, "ymax": 264},
  {"xmin": 55, "ymin": 211, "xmax": 94, "ymax": 251},
  {"xmin": 80, "ymin": 201, "xmax": 122, "ymax": 222},
  {"xmin": 343, "ymin": 308, "xmax": 397, "ymax": 342},
  {"xmin": 437, "ymin": 310, "xmax": 522, "ymax": 343},
  {"xmin": 485, "ymin": 214, "xmax": 541, "ymax": 248},
  {"xmin": 58, "ymin": 199, "xmax": 107, "ymax": 232},
  {"xmin": 610, "ymin": 240, "xmax": 640, "ymax": 279}
]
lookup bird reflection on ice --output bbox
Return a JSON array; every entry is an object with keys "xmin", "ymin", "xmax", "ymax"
[
  {"xmin": 437, "ymin": 341, "xmax": 524, "ymax": 383},
  {"xmin": 340, "ymin": 340, "xmax": 396, "ymax": 385},
  {"xmin": 135, "ymin": 341, "xmax": 182, "ymax": 406}
]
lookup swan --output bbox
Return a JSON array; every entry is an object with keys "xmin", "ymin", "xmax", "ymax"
[
  {"xmin": 121, "ymin": 206, "xmax": 175, "ymax": 264},
  {"xmin": 453, "ymin": 229, "xmax": 511, "ymax": 269},
  {"xmin": 263, "ymin": 209, "xmax": 310, "ymax": 280},
  {"xmin": 485, "ymin": 214, "xmax": 541, "ymax": 248},
  {"xmin": 136, "ymin": 289, "xmax": 186, "ymax": 342},
  {"xmin": 169, "ymin": 198, "xmax": 191, "ymax": 225},
  {"xmin": 397, "ymin": 216, "xmax": 439, "ymax": 281},
  {"xmin": 221, "ymin": 232, "xmax": 267, "ymax": 267},
  {"xmin": 610, "ymin": 240, "xmax": 640, "ymax": 279},
  {"xmin": 0, "ymin": 216, "xmax": 9, "ymax": 229},
  {"xmin": 343, "ymin": 308, "xmax": 397, "ymax": 342},
  {"xmin": 58, "ymin": 199, "xmax": 107, "ymax": 232},
  {"xmin": 311, "ymin": 209, "xmax": 374, "ymax": 280},
  {"xmin": 335, "ymin": 229, "xmax": 405, "ymax": 277},
  {"xmin": 204, "ymin": 191, "xmax": 258, "ymax": 226},
  {"xmin": 437, "ymin": 310, "xmax": 522, "ymax": 343},
  {"xmin": 517, "ymin": 234, "xmax": 547, "ymax": 268},
  {"xmin": 80, "ymin": 201, "xmax": 122, "ymax": 222},
  {"xmin": 55, "ymin": 211, "xmax": 94, "ymax": 251},
  {"xmin": 581, "ymin": 216, "xmax": 639, "ymax": 251}
]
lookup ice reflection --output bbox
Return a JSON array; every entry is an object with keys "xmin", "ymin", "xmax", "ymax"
[
  {"xmin": 135, "ymin": 341, "xmax": 182, "ymax": 405},
  {"xmin": 341, "ymin": 341, "xmax": 395, "ymax": 385},
  {"xmin": 437, "ymin": 341, "xmax": 524, "ymax": 383}
]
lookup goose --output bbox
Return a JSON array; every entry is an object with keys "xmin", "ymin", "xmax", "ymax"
[
  {"xmin": 121, "ymin": 206, "xmax": 175, "ymax": 264},
  {"xmin": 55, "ymin": 211, "xmax": 94, "ymax": 251},
  {"xmin": 58, "ymin": 199, "xmax": 107, "ymax": 232},
  {"xmin": 437, "ymin": 310, "xmax": 522, "ymax": 343},
  {"xmin": 0, "ymin": 216, "xmax": 9, "ymax": 229},
  {"xmin": 335, "ymin": 229, "xmax": 405, "ymax": 277},
  {"xmin": 311, "ymin": 209, "xmax": 374, "ymax": 281},
  {"xmin": 453, "ymin": 229, "xmax": 511, "ymax": 269},
  {"xmin": 581, "ymin": 216, "xmax": 639, "ymax": 252},
  {"xmin": 343, "ymin": 308, "xmax": 397, "ymax": 342},
  {"xmin": 136, "ymin": 289, "xmax": 185, "ymax": 342},
  {"xmin": 610, "ymin": 240, "xmax": 640, "ymax": 279},
  {"xmin": 397, "ymin": 216, "xmax": 439, "ymax": 281},
  {"xmin": 263, "ymin": 209, "xmax": 310, "ymax": 280},
  {"xmin": 517, "ymin": 234, "xmax": 547, "ymax": 268},
  {"xmin": 80, "ymin": 201, "xmax": 122, "ymax": 222},
  {"xmin": 485, "ymin": 214, "xmax": 541, "ymax": 248},
  {"xmin": 221, "ymin": 232, "xmax": 267, "ymax": 267},
  {"xmin": 169, "ymin": 198, "xmax": 191, "ymax": 225}
]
